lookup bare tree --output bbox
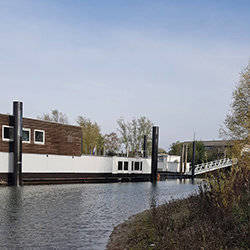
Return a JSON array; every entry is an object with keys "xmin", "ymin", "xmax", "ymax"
[
  {"xmin": 117, "ymin": 116, "xmax": 153, "ymax": 156},
  {"xmin": 37, "ymin": 109, "xmax": 68, "ymax": 124},
  {"xmin": 104, "ymin": 132, "xmax": 121, "ymax": 156}
]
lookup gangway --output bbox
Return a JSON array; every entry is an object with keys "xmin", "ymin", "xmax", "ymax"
[{"xmin": 186, "ymin": 158, "xmax": 236, "ymax": 176}]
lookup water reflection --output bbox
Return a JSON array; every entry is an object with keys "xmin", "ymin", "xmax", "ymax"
[{"xmin": 0, "ymin": 180, "xmax": 200, "ymax": 249}]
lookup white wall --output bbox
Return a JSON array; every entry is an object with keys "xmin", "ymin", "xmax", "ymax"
[
  {"xmin": 112, "ymin": 157, "xmax": 151, "ymax": 174},
  {"xmin": 167, "ymin": 162, "xmax": 179, "ymax": 172},
  {"xmin": 0, "ymin": 152, "xmax": 13, "ymax": 173},
  {"xmin": 157, "ymin": 155, "xmax": 181, "ymax": 172},
  {"xmin": 0, "ymin": 152, "xmax": 151, "ymax": 174},
  {"xmin": 167, "ymin": 155, "xmax": 181, "ymax": 162},
  {"xmin": 185, "ymin": 162, "xmax": 191, "ymax": 173},
  {"xmin": 22, "ymin": 154, "xmax": 113, "ymax": 173}
]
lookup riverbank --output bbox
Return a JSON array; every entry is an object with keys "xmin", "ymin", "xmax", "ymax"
[
  {"xmin": 107, "ymin": 196, "xmax": 213, "ymax": 249},
  {"xmin": 107, "ymin": 164, "xmax": 249, "ymax": 249}
]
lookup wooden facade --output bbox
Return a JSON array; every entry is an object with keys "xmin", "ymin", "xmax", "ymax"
[{"xmin": 0, "ymin": 114, "xmax": 82, "ymax": 156}]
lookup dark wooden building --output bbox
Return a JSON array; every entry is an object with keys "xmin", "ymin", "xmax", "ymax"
[{"xmin": 0, "ymin": 114, "xmax": 82, "ymax": 156}]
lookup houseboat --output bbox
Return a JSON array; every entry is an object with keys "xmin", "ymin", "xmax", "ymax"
[{"xmin": 0, "ymin": 102, "xmax": 183, "ymax": 185}]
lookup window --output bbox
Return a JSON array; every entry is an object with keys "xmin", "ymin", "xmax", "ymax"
[
  {"xmin": 140, "ymin": 162, "xmax": 143, "ymax": 171},
  {"xmin": 22, "ymin": 128, "xmax": 31, "ymax": 143},
  {"xmin": 124, "ymin": 161, "xmax": 128, "ymax": 171},
  {"xmin": 34, "ymin": 130, "xmax": 45, "ymax": 144},
  {"xmin": 2, "ymin": 125, "xmax": 13, "ymax": 141},
  {"xmin": 135, "ymin": 162, "xmax": 140, "ymax": 171},
  {"xmin": 118, "ymin": 161, "xmax": 123, "ymax": 171},
  {"xmin": 131, "ymin": 161, "xmax": 134, "ymax": 171}
]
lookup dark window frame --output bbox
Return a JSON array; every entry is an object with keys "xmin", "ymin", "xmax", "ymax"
[
  {"xmin": 118, "ymin": 161, "xmax": 123, "ymax": 171},
  {"xmin": 135, "ymin": 161, "xmax": 140, "ymax": 171},
  {"xmin": 124, "ymin": 161, "xmax": 129, "ymax": 171},
  {"xmin": 34, "ymin": 129, "xmax": 45, "ymax": 145},
  {"xmin": 2, "ymin": 125, "xmax": 14, "ymax": 141},
  {"xmin": 22, "ymin": 128, "xmax": 31, "ymax": 143}
]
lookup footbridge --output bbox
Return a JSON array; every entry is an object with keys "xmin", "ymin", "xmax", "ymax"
[{"xmin": 187, "ymin": 158, "xmax": 236, "ymax": 176}]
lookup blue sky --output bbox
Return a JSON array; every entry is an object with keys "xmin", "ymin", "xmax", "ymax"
[{"xmin": 0, "ymin": 0, "xmax": 249, "ymax": 149}]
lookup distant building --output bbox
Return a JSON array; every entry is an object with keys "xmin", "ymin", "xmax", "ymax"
[{"xmin": 183, "ymin": 140, "xmax": 233, "ymax": 158}]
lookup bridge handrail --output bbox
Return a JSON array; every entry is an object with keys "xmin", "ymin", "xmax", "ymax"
[{"xmin": 186, "ymin": 158, "xmax": 236, "ymax": 175}]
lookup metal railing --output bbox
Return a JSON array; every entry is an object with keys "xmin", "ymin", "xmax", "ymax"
[{"xmin": 186, "ymin": 158, "xmax": 236, "ymax": 176}]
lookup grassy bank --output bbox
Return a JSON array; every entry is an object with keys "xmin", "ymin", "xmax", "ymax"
[{"xmin": 107, "ymin": 156, "xmax": 249, "ymax": 249}]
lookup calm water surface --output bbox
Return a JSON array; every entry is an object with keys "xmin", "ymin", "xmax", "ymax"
[{"xmin": 0, "ymin": 180, "xmax": 201, "ymax": 249}]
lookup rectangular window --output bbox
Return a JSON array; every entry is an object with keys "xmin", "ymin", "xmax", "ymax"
[
  {"xmin": 131, "ymin": 161, "xmax": 134, "ymax": 171},
  {"xmin": 135, "ymin": 162, "xmax": 140, "ymax": 171},
  {"xmin": 22, "ymin": 128, "xmax": 31, "ymax": 143},
  {"xmin": 124, "ymin": 161, "xmax": 128, "ymax": 171},
  {"xmin": 2, "ymin": 125, "xmax": 14, "ymax": 141},
  {"xmin": 34, "ymin": 130, "xmax": 45, "ymax": 144},
  {"xmin": 140, "ymin": 162, "xmax": 143, "ymax": 171},
  {"xmin": 118, "ymin": 161, "xmax": 123, "ymax": 171}
]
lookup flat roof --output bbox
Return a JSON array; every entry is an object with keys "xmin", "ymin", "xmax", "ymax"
[
  {"xmin": 0, "ymin": 113, "xmax": 81, "ymax": 129},
  {"xmin": 182, "ymin": 140, "xmax": 233, "ymax": 147}
]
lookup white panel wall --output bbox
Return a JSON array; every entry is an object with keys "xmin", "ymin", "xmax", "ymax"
[
  {"xmin": 157, "ymin": 161, "xmax": 164, "ymax": 171},
  {"xmin": 0, "ymin": 152, "xmax": 13, "ymax": 173},
  {"xmin": 0, "ymin": 152, "xmax": 151, "ymax": 174},
  {"xmin": 167, "ymin": 162, "xmax": 179, "ymax": 172},
  {"xmin": 157, "ymin": 155, "xmax": 181, "ymax": 172},
  {"xmin": 22, "ymin": 154, "xmax": 113, "ymax": 173},
  {"xmin": 112, "ymin": 157, "xmax": 151, "ymax": 174}
]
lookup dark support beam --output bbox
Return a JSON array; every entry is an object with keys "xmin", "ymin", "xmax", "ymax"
[
  {"xmin": 191, "ymin": 140, "xmax": 196, "ymax": 179},
  {"xmin": 143, "ymin": 135, "xmax": 147, "ymax": 158},
  {"xmin": 13, "ymin": 101, "xmax": 23, "ymax": 186},
  {"xmin": 151, "ymin": 126, "xmax": 159, "ymax": 183}
]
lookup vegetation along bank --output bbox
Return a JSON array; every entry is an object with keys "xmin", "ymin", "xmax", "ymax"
[{"xmin": 107, "ymin": 63, "xmax": 249, "ymax": 249}]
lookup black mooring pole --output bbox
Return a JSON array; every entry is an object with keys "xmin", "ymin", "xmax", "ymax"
[
  {"xmin": 191, "ymin": 140, "xmax": 196, "ymax": 179},
  {"xmin": 151, "ymin": 126, "xmax": 159, "ymax": 183},
  {"xmin": 143, "ymin": 135, "xmax": 147, "ymax": 158},
  {"xmin": 13, "ymin": 101, "xmax": 23, "ymax": 186}
]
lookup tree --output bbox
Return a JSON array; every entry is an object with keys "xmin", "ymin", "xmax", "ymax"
[
  {"xmin": 168, "ymin": 141, "xmax": 183, "ymax": 155},
  {"xmin": 37, "ymin": 109, "xmax": 68, "ymax": 124},
  {"xmin": 104, "ymin": 132, "xmax": 121, "ymax": 156},
  {"xmin": 220, "ymin": 63, "xmax": 249, "ymax": 142},
  {"xmin": 220, "ymin": 62, "xmax": 249, "ymax": 156},
  {"xmin": 168, "ymin": 141, "xmax": 205, "ymax": 164},
  {"xmin": 117, "ymin": 116, "xmax": 153, "ymax": 156},
  {"xmin": 158, "ymin": 148, "xmax": 167, "ymax": 154},
  {"xmin": 76, "ymin": 116, "xmax": 102, "ymax": 155}
]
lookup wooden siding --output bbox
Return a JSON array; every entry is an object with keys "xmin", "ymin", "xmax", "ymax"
[{"xmin": 0, "ymin": 114, "xmax": 82, "ymax": 156}]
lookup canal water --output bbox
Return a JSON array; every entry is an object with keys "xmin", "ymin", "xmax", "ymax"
[{"xmin": 0, "ymin": 179, "xmax": 201, "ymax": 249}]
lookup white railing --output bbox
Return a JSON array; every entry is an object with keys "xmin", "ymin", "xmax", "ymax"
[{"xmin": 186, "ymin": 158, "xmax": 236, "ymax": 176}]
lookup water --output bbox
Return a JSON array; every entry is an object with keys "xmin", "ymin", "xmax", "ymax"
[{"xmin": 0, "ymin": 179, "xmax": 201, "ymax": 249}]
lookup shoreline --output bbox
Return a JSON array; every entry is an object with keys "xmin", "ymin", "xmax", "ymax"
[
  {"xmin": 106, "ymin": 188, "xmax": 248, "ymax": 249},
  {"xmin": 106, "ymin": 197, "xmax": 192, "ymax": 250},
  {"xmin": 107, "ymin": 209, "xmax": 151, "ymax": 250}
]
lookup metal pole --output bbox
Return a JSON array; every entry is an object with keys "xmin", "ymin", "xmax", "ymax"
[
  {"xmin": 192, "ymin": 140, "xmax": 196, "ymax": 179},
  {"xmin": 151, "ymin": 126, "xmax": 159, "ymax": 183},
  {"xmin": 184, "ymin": 144, "xmax": 188, "ymax": 173},
  {"xmin": 13, "ymin": 101, "xmax": 23, "ymax": 186},
  {"xmin": 180, "ymin": 144, "xmax": 184, "ymax": 173},
  {"xmin": 143, "ymin": 135, "xmax": 147, "ymax": 158}
]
